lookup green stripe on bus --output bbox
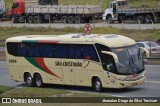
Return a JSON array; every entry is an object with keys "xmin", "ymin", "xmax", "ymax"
[
  {"xmin": 25, "ymin": 57, "xmax": 44, "ymax": 72},
  {"xmin": 22, "ymin": 40, "xmax": 37, "ymax": 43}
]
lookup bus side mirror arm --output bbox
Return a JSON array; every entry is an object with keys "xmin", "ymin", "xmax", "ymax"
[
  {"xmin": 101, "ymin": 51, "xmax": 119, "ymax": 64},
  {"xmin": 140, "ymin": 47, "xmax": 150, "ymax": 58}
]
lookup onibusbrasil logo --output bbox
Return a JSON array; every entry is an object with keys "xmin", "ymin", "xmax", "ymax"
[{"xmin": 1, "ymin": 98, "xmax": 42, "ymax": 104}]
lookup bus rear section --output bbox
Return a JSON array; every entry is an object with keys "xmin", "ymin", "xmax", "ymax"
[{"xmin": 5, "ymin": 34, "xmax": 149, "ymax": 91}]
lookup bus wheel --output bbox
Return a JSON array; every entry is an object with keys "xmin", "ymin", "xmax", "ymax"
[
  {"xmin": 25, "ymin": 73, "xmax": 34, "ymax": 87},
  {"xmin": 35, "ymin": 74, "xmax": 43, "ymax": 87},
  {"xmin": 93, "ymin": 78, "xmax": 102, "ymax": 92}
]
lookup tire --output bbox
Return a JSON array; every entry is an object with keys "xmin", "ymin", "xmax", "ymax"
[
  {"xmin": 61, "ymin": 16, "xmax": 68, "ymax": 23},
  {"xmin": 75, "ymin": 16, "xmax": 81, "ymax": 24},
  {"xmin": 137, "ymin": 15, "xmax": 145, "ymax": 24},
  {"xmin": 94, "ymin": 15, "xmax": 99, "ymax": 20},
  {"xmin": 33, "ymin": 16, "xmax": 39, "ymax": 23},
  {"xmin": 107, "ymin": 15, "xmax": 114, "ymax": 24},
  {"xmin": 68, "ymin": 16, "xmax": 74, "ymax": 24},
  {"xmin": 25, "ymin": 73, "xmax": 34, "ymax": 87},
  {"xmin": 12, "ymin": 16, "xmax": 19, "ymax": 23},
  {"xmin": 93, "ymin": 78, "xmax": 102, "ymax": 92},
  {"xmin": 35, "ymin": 74, "xmax": 43, "ymax": 87},
  {"xmin": 28, "ymin": 16, "xmax": 33, "ymax": 24},
  {"xmin": 12, "ymin": 18, "xmax": 18, "ymax": 23},
  {"xmin": 145, "ymin": 15, "xmax": 153, "ymax": 23},
  {"xmin": 51, "ymin": 17, "xmax": 56, "ymax": 23}
]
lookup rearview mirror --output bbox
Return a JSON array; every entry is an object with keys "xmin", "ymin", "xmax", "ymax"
[
  {"xmin": 101, "ymin": 51, "xmax": 119, "ymax": 64},
  {"xmin": 140, "ymin": 47, "xmax": 150, "ymax": 58}
]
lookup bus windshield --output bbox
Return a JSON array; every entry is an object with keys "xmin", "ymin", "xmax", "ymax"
[{"xmin": 112, "ymin": 45, "xmax": 144, "ymax": 75}]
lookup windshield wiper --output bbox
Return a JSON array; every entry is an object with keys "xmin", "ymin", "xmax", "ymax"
[
  {"xmin": 137, "ymin": 48, "xmax": 142, "ymax": 59},
  {"xmin": 130, "ymin": 55, "xmax": 139, "ymax": 73},
  {"xmin": 138, "ymin": 48, "xmax": 140, "ymax": 58}
]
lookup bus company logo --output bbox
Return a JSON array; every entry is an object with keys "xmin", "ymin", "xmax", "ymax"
[{"xmin": 2, "ymin": 98, "xmax": 11, "ymax": 103}]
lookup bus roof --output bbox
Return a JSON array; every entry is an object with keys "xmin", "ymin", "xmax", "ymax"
[{"xmin": 6, "ymin": 34, "xmax": 136, "ymax": 48}]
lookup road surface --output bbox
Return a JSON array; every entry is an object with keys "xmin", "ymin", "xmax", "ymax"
[
  {"xmin": 0, "ymin": 47, "xmax": 5, "ymax": 51},
  {"xmin": 0, "ymin": 21, "xmax": 160, "ymax": 29},
  {"xmin": 0, "ymin": 61, "xmax": 160, "ymax": 97}
]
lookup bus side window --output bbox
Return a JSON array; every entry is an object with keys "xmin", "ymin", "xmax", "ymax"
[
  {"xmin": 95, "ymin": 43, "xmax": 116, "ymax": 73},
  {"xmin": 95, "ymin": 44, "xmax": 110, "ymax": 52},
  {"xmin": 82, "ymin": 45, "xmax": 99, "ymax": 62},
  {"xmin": 17, "ymin": 43, "xmax": 27, "ymax": 56},
  {"xmin": 101, "ymin": 53, "xmax": 116, "ymax": 72},
  {"xmin": 7, "ymin": 42, "xmax": 18, "ymax": 56},
  {"xmin": 40, "ymin": 44, "xmax": 53, "ymax": 57},
  {"xmin": 68, "ymin": 45, "xmax": 81, "ymax": 59},
  {"xmin": 54, "ymin": 44, "xmax": 68, "ymax": 58},
  {"xmin": 27, "ymin": 44, "xmax": 40, "ymax": 57}
]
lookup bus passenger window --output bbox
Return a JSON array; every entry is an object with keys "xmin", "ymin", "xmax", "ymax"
[
  {"xmin": 54, "ymin": 45, "xmax": 67, "ymax": 58},
  {"xmin": 40, "ymin": 44, "xmax": 53, "ymax": 57},
  {"xmin": 82, "ymin": 45, "xmax": 99, "ymax": 62},
  {"xmin": 68, "ymin": 45, "xmax": 81, "ymax": 59},
  {"xmin": 27, "ymin": 44, "xmax": 40, "ymax": 57},
  {"xmin": 17, "ymin": 44, "xmax": 26, "ymax": 56}
]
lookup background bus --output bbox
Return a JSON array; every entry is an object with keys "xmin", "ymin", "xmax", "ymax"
[{"xmin": 5, "ymin": 34, "xmax": 149, "ymax": 91}]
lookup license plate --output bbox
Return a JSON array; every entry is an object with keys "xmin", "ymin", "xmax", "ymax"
[{"xmin": 132, "ymin": 83, "xmax": 137, "ymax": 86}]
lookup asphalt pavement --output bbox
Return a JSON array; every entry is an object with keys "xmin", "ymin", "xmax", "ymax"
[
  {"xmin": 0, "ymin": 47, "xmax": 5, "ymax": 51},
  {"xmin": 0, "ymin": 61, "xmax": 160, "ymax": 97}
]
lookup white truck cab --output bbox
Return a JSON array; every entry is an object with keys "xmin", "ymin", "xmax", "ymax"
[
  {"xmin": 103, "ymin": 0, "xmax": 128, "ymax": 23},
  {"xmin": 0, "ymin": 0, "xmax": 6, "ymax": 18}
]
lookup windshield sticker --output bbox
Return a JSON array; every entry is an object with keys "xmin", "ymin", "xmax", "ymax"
[{"xmin": 117, "ymin": 48, "xmax": 124, "ymax": 52}]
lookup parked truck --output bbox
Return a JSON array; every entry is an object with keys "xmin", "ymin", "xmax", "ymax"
[
  {"xmin": 103, "ymin": 0, "xmax": 160, "ymax": 24},
  {"xmin": 9, "ymin": 0, "xmax": 103, "ymax": 23},
  {"xmin": 0, "ymin": 0, "xmax": 6, "ymax": 19}
]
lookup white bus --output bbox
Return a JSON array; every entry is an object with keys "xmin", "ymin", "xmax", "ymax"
[{"xmin": 5, "ymin": 34, "xmax": 149, "ymax": 91}]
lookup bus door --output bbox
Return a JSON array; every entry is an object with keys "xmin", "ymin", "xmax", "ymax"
[
  {"xmin": 95, "ymin": 52, "xmax": 117, "ymax": 88},
  {"xmin": 95, "ymin": 44, "xmax": 117, "ymax": 86}
]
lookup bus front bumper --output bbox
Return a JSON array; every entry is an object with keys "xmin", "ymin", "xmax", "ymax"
[{"xmin": 103, "ymin": 72, "xmax": 146, "ymax": 89}]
